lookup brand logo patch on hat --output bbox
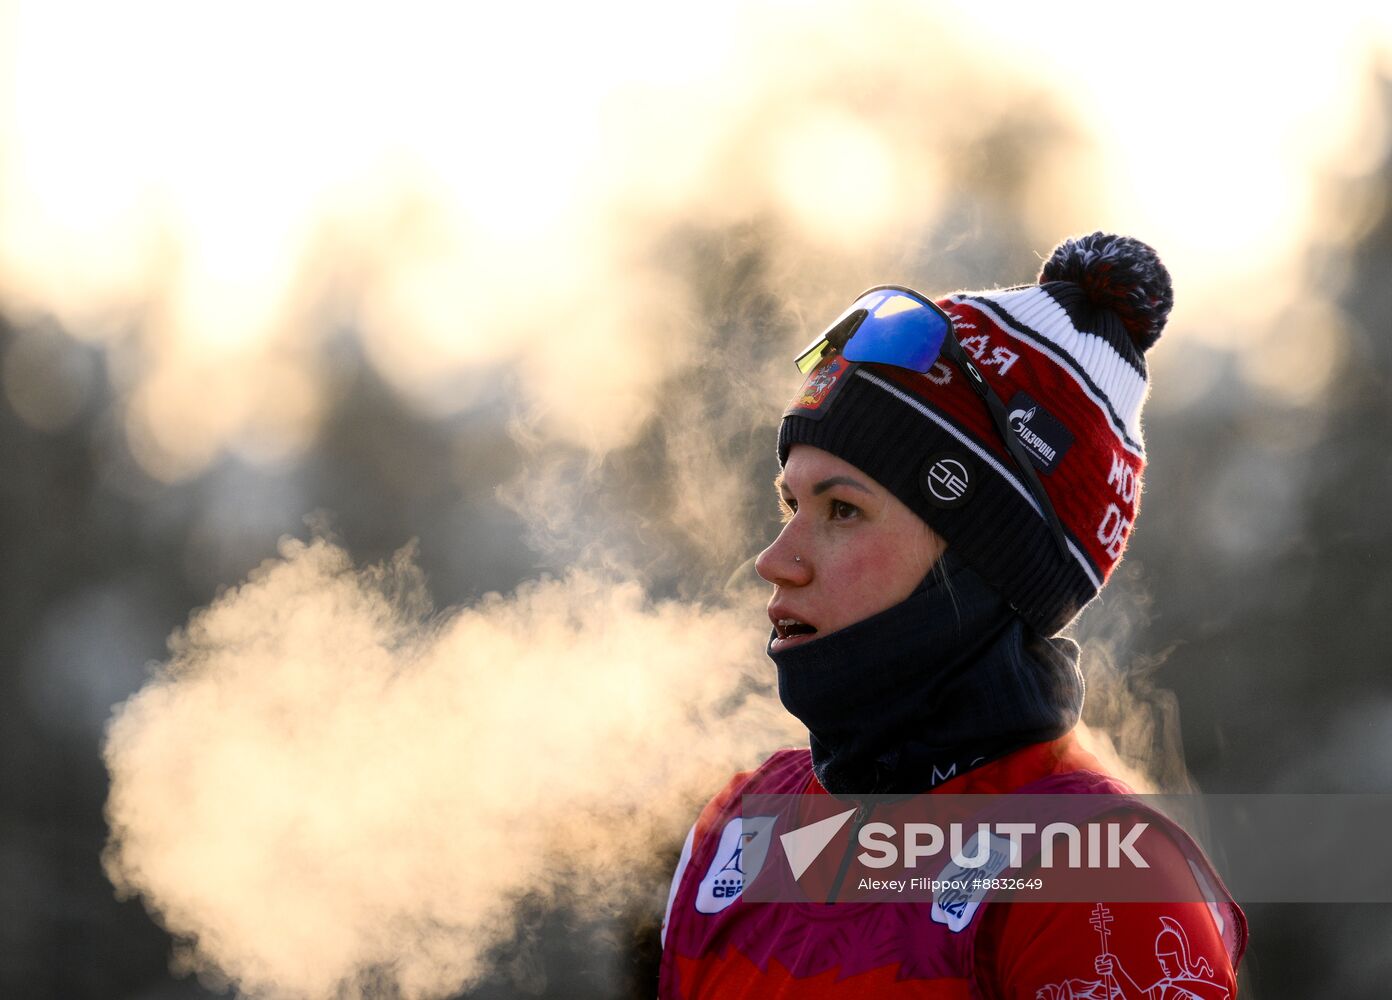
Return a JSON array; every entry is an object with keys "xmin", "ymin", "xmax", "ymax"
[
  {"xmin": 1006, "ymin": 391, "xmax": 1074, "ymax": 474},
  {"xmin": 784, "ymin": 355, "xmax": 854, "ymax": 421},
  {"xmin": 920, "ymin": 452, "xmax": 975, "ymax": 508}
]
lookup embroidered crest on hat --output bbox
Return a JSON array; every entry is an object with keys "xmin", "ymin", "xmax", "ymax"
[
  {"xmin": 1006, "ymin": 391, "xmax": 1075, "ymax": 474},
  {"xmin": 920, "ymin": 452, "xmax": 975, "ymax": 508},
  {"xmin": 784, "ymin": 355, "xmax": 854, "ymax": 421}
]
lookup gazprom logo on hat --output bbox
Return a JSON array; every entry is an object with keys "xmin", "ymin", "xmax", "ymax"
[{"xmin": 1006, "ymin": 391, "xmax": 1074, "ymax": 474}]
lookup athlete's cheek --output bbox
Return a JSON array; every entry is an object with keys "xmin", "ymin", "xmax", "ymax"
[{"xmin": 835, "ymin": 540, "xmax": 902, "ymax": 593}]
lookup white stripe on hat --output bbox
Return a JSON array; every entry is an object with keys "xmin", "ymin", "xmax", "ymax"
[{"xmin": 954, "ymin": 288, "xmax": 1148, "ymax": 458}]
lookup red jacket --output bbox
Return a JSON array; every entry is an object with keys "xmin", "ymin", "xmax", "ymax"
[{"xmin": 660, "ymin": 734, "xmax": 1246, "ymax": 999}]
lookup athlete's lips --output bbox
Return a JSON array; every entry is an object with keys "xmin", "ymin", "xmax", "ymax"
[{"xmin": 768, "ymin": 604, "xmax": 818, "ymax": 649}]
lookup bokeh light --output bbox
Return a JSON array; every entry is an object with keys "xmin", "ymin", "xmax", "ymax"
[{"xmin": 7, "ymin": 0, "xmax": 1385, "ymax": 479}]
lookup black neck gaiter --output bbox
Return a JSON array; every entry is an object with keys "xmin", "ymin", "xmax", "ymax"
[{"xmin": 769, "ymin": 554, "xmax": 1084, "ymax": 796}]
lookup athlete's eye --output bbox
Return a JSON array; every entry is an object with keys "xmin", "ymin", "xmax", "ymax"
[
  {"xmin": 830, "ymin": 499, "xmax": 860, "ymax": 520},
  {"xmin": 779, "ymin": 496, "xmax": 797, "ymax": 522}
]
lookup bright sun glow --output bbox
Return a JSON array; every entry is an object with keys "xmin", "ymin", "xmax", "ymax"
[
  {"xmin": 2, "ymin": 0, "xmax": 1389, "ymax": 478},
  {"xmin": 944, "ymin": 0, "xmax": 1392, "ymax": 333}
]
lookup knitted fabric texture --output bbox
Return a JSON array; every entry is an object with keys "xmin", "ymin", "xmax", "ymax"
[{"xmin": 778, "ymin": 232, "xmax": 1171, "ymax": 634}]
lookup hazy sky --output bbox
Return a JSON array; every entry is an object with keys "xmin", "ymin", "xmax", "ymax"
[{"xmin": 2, "ymin": 0, "xmax": 1387, "ymax": 478}]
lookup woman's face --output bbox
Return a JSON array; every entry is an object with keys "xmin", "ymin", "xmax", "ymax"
[{"xmin": 757, "ymin": 444, "xmax": 945, "ymax": 653}]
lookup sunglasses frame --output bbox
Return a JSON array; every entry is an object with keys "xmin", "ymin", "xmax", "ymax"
[{"xmin": 794, "ymin": 285, "xmax": 1069, "ymax": 559}]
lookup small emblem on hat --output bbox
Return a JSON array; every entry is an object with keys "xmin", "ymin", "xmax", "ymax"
[
  {"xmin": 921, "ymin": 453, "xmax": 975, "ymax": 508},
  {"xmin": 1005, "ymin": 391, "xmax": 1074, "ymax": 474},
  {"xmin": 783, "ymin": 355, "xmax": 854, "ymax": 422}
]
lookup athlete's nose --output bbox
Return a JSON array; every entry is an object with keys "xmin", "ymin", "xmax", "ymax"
[{"xmin": 755, "ymin": 522, "xmax": 812, "ymax": 588}]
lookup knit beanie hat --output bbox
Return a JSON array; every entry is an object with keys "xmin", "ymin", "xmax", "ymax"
[{"xmin": 778, "ymin": 232, "xmax": 1172, "ymax": 635}]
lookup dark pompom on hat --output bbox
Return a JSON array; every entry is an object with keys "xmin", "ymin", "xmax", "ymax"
[{"xmin": 1038, "ymin": 232, "xmax": 1173, "ymax": 353}]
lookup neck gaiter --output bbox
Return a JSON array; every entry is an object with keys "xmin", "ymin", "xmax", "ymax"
[{"xmin": 769, "ymin": 554, "xmax": 1084, "ymax": 795}]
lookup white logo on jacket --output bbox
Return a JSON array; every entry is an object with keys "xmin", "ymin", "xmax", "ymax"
[
  {"xmin": 695, "ymin": 816, "xmax": 775, "ymax": 914},
  {"xmin": 1034, "ymin": 906, "xmax": 1229, "ymax": 1000},
  {"xmin": 930, "ymin": 831, "xmax": 1013, "ymax": 933}
]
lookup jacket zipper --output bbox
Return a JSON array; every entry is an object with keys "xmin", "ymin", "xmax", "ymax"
[{"xmin": 826, "ymin": 801, "xmax": 874, "ymax": 904}]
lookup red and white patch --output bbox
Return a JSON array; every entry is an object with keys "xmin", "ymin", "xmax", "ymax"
[{"xmin": 784, "ymin": 354, "xmax": 853, "ymax": 420}]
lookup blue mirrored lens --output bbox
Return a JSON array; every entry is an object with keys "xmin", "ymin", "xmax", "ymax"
[{"xmin": 839, "ymin": 289, "xmax": 950, "ymax": 373}]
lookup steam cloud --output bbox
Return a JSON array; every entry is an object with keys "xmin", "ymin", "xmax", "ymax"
[{"xmin": 103, "ymin": 536, "xmax": 797, "ymax": 998}]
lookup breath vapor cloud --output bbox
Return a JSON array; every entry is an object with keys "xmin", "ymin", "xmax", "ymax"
[{"xmin": 103, "ymin": 536, "xmax": 797, "ymax": 999}]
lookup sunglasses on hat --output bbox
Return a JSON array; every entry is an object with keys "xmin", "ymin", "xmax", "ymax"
[{"xmin": 794, "ymin": 285, "xmax": 1069, "ymax": 558}]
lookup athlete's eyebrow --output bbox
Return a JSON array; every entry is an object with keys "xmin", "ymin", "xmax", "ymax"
[
  {"xmin": 774, "ymin": 472, "xmax": 874, "ymax": 497},
  {"xmin": 812, "ymin": 475, "xmax": 872, "ymax": 496}
]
